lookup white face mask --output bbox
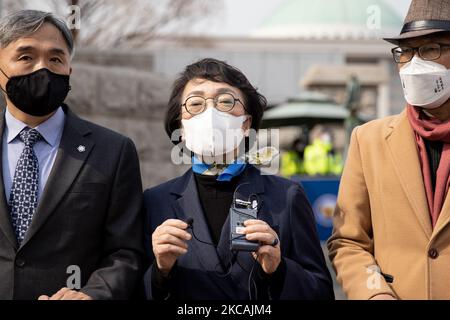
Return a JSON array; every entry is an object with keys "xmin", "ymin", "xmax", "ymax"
[
  {"xmin": 181, "ymin": 107, "xmax": 247, "ymax": 157},
  {"xmin": 399, "ymin": 56, "xmax": 450, "ymax": 109}
]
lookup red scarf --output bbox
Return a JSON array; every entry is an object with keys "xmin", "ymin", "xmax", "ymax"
[{"xmin": 407, "ymin": 106, "xmax": 450, "ymax": 228}]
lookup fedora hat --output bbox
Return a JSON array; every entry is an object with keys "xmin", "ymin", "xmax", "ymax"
[{"xmin": 384, "ymin": 0, "xmax": 450, "ymax": 44}]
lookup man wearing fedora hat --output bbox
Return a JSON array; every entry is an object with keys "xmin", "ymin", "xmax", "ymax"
[{"xmin": 328, "ymin": 0, "xmax": 450, "ymax": 299}]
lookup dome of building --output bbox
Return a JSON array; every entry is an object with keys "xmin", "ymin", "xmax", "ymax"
[{"xmin": 252, "ymin": 0, "xmax": 403, "ymax": 39}]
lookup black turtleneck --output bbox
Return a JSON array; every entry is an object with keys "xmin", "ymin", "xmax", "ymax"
[{"xmin": 193, "ymin": 172, "xmax": 239, "ymax": 244}]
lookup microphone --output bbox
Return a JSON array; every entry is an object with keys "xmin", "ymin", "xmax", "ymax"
[
  {"xmin": 185, "ymin": 217, "xmax": 194, "ymax": 229},
  {"xmin": 184, "ymin": 217, "xmax": 216, "ymax": 247}
]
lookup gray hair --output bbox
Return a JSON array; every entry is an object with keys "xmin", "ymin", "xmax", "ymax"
[{"xmin": 0, "ymin": 10, "xmax": 74, "ymax": 56}]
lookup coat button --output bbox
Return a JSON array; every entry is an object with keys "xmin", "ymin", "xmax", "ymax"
[
  {"xmin": 428, "ymin": 248, "xmax": 439, "ymax": 259},
  {"xmin": 15, "ymin": 259, "xmax": 26, "ymax": 267}
]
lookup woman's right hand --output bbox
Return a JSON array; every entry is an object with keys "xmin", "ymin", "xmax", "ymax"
[{"xmin": 152, "ymin": 219, "xmax": 192, "ymax": 276}]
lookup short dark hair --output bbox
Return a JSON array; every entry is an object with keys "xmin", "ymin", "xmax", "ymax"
[{"xmin": 165, "ymin": 58, "xmax": 267, "ymax": 141}]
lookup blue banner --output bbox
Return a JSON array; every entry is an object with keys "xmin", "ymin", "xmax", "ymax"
[{"xmin": 298, "ymin": 177, "xmax": 340, "ymax": 242}]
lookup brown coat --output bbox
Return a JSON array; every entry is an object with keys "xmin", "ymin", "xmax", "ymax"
[{"xmin": 328, "ymin": 110, "xmax": 450, "ymax": 300}]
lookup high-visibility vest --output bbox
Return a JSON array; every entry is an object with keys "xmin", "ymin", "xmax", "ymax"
[
  {"xmin": 303, "ymin": 139, "xmax": 331, "ymax": 175},
  {"xmin": 328, "ymin": 153, "xmax": 343, "ymax": 175},
  {"xmin": 280, "ymin": 151, "xmax": 303, "ymax": 177}
]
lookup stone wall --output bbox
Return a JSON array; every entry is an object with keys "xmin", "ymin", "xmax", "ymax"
[
  {"xmin": 74, "ymin": 48, "xmax": 155, "ymax": 72},
  {"xmin": 67, "ymin": 62, "xmax": 189, "ymax": 189}
]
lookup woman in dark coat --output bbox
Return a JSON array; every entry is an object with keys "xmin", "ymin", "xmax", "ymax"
[{"xmin": 144, "ymin": 58, "xmax": 334, "ymax": 300}]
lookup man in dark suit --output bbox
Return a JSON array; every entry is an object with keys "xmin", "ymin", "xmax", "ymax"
[{"xmin": 0, "ymin": 10, "xmax": 144, "ymax": 300}]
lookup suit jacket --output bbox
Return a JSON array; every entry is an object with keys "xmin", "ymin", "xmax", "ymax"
[
  {"xmin": 0, "ymin": 105, "xmax": 145, "ymax": 300},
  {"xmin": 328, "ymin": 110, "xmax": 450, "ymax": 300},
  {"xmin": 143, "ymin": 165, "xmax": 334, "ymax": 300}
]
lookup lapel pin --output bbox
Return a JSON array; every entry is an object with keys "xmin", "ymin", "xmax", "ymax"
[{"xmin": 77, "ymin": 145, "xmax": 86, "ymax": 153}]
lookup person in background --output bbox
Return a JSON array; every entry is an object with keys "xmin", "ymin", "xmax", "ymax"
[
  {"xmin": 280, "ymin": 137, "xmax": 306, "ymax": 177},
  {"xmin": 303, "ymin": 130, "xmax": 342, "ymax": 176}
]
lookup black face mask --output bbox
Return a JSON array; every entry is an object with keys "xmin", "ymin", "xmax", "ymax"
[{"xmin": 0, "ymin": 68, "xmax": 71, "ymax": 117}]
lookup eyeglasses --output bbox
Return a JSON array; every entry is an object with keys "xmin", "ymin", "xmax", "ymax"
[
  {"xmin": 391, "ymin": 43, "xmax": 450, "ymax": 64},
  {"xmin": 182, "ymin": 93, "xmax": 244, "ymax": 115}
]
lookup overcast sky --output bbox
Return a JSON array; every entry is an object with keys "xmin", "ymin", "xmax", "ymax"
[{"xmin": 191, "ymin": 0, "xmax": 412, "ymax": 36}]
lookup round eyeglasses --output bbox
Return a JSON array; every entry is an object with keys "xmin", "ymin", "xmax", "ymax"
[{"xmin": 182, "ymin": 93, "xmax": 244, "ymax": 115}]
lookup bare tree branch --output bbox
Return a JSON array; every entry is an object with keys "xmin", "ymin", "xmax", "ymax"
[{"xmin": 1, "ymin": 0, "xmax": 222, "ymax": 48}]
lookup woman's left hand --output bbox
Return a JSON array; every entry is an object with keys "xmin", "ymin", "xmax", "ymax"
[{"xmin": 243, "ymin": 219, "xmax": 281, "ymax": 275}]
